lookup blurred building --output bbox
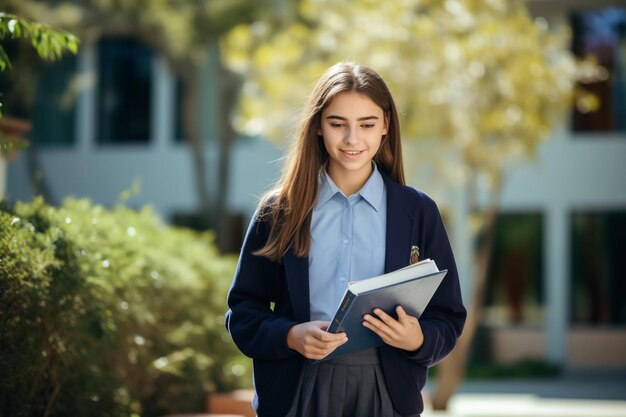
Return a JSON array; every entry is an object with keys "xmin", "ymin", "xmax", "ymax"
[
  {"xmin": 5, "ymin": 39, "xmax": 282, "ymax": 238},
  {"xmin": 469, "ymin": 0, "xmax": 626, "ymax": 370},
  {"xmin": 5, "ymin": 0, "xmax": 626, "ymax": 370}
]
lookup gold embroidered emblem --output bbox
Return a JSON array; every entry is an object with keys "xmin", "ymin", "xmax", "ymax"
[{"xmin": 410, "ymin": 245, "xmax": 420, "ymax": 264}]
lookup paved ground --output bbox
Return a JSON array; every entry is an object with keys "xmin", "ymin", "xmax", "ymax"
[{"xmin": 423, "ymin": 370, "xmax": 626, "ymax": 417}]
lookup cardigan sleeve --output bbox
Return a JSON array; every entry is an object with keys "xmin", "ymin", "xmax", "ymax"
[
  {"xmin": 404, "ymin": 194, "xmax": 467, "ymax": 366},
  {"xmin": 225, "ymin": 208, "xmax": 298, "ymax": 361}
]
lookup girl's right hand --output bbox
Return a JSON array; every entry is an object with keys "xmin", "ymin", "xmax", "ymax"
[{"xmin": 287, "ymin": 321, "xmax": 348, "ymax": 360}]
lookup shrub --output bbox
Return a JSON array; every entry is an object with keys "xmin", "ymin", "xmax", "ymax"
[{"xmin": 0, "ymin": 197, "xmax": 249, "ymax": 417}]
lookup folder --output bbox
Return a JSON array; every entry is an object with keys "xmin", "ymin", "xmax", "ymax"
[{"xmin": 320, "ymin": 259, "xmax": 447, "ymax": 361}]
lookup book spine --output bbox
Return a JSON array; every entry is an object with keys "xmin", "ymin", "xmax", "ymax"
[{"xmin": 330, "ymin": 291, "xmax": 357, "ymax": 332}]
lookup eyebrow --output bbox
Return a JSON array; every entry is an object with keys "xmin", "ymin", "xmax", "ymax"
[{"xmin": 325, "ymin": 115, "xmax": 379, "ymax": 121}]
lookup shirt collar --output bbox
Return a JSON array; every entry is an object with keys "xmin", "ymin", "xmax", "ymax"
[
  {"xmin": 358, "ymin": 163, "xmax": 385, "ymax": 211},
  {"xmin": 315, "ymin": 162, "xmax": 385, "ymax": 212},
  {"xmin": 315, "ymin": 169, "xmax": 340, "ymax": 210}
]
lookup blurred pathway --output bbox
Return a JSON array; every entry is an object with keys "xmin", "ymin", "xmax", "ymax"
[{"xmin": 423, "ymin": 370, "xmax": 626, "ymax": 417}]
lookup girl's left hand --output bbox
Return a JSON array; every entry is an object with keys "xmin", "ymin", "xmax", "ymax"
[{"xmin": 362, "ymin": 306, "xmax": 424, "ymax": 352}]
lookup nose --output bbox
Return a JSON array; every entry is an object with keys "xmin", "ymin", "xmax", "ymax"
[{"xmin": 344, "ymin": 126, "xmax": 358, "ymax": 145}]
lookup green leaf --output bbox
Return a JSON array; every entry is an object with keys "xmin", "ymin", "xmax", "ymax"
[
  {"xmin": 67, "ymin": 35, "xmax": 79, "ymax": 54},
  {"xmin": 13, "ymin": 20, "xmax": 22, "ymax": 37},
  {"xmin": 0, "ymin": 14, "xmax": 78, "ymax": 62},
  {"xmin": 0, "ymin": 44, "xmax": 10, "ymax": 72},
  {"xmin": 7, "ymin": 19, "xmax": 17, "ymax": 34}
]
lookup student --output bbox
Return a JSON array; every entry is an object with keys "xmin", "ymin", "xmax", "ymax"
[{"xmin": 225, "ymin": 62, "xmax": 466, "ymax": 417}]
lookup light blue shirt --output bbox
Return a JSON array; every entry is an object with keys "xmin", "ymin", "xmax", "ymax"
[{"xmin": 308, "ymin": 164, "xmax": 387, "ymax": 322}]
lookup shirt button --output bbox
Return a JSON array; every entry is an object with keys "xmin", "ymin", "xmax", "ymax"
[
  {"xmin": 339, "ymin": 276, "xmax": 346, "ymax": 281},
  {"xmin": 343, "ymin": 239, "xmax": 349, "ymax": 244}
]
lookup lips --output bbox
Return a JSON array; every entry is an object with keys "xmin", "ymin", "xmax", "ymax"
[{"xmin": 340, "ymin": 150, "xmax": 364, "ymax": 158}]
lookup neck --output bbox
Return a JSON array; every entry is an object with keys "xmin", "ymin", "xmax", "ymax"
[{"xmin": 327, "ymin": 163, "xmax": 373, "ymax": 196}]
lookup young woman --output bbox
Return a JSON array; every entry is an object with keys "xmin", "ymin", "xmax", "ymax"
[{"xmin": 226, "ymin": 62, "xmax": 466, "ymax": 417}]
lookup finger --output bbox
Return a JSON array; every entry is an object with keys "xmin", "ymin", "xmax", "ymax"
[
  {"xmin": 304, "ymin": 337, "xmax": 343, "ymax": 353},
  {"xmin": 327, "ymin": 337, "xmax": 348, "ymax": 350},
  {"xmin": 396, "ymin": 306, "xmax": 418, "ymax": 325},
  {"xmin": 310, "ymin": 321, "xmax": 334, "ymax": 334},
  {"xmin": 362, "ymin": 313, "xmax": 381, "ymax": 327},
  {"xmin": 312, "ymin": 321, "xmax": 331, "ymax": 330},
  {"xmin": 309, "ymin": 322, "xmax": 346, "ymax": 342},
  {"xmin": 303, "ymin": 346, "xmax": 331, "ymax": 359},
  {"xmin": 318, "ymin": 330, "xmax": 348, "ymax": 343},
  {"xmin": 373, "ymin": 309, "xmax": 402, "ymax": 333},
  {"xmin": 363, "ymin": 313, "xmax": 390, "ymax": 329},
  {"xmin": 362, "ymin": 320, "xmax": 395, "ymax": 345},
  {"xmin": 320, "ymin": 339, "xmax": 348, "ymax": 358},
  {"xmin": 373, "ymin": 308, "xmax": 394, "ymax": 324},
  {"xmin": 305, "ymin": 337, "xmax": 348, "ymax": 359},
  {"xmin": 362, "ymin": 315, "xmax": 395, "ymax": 339},
  {"xmin": 306, "ymin": 333, "xmax": 348, "ymax": 350},
  {"xmin": 306, "ymin": 336, "xmax": 337, "ymax": 350},
  {"xmin": 396, "ymin": 306, "xmax": 407, "ymax": 320}
]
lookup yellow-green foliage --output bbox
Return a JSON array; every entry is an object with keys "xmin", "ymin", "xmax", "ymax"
[
  {"xmin": 0, "ymin": 197, "xmax": 248, "ymax": 417},
  {"xmin": 221, "ymin": 0, "xmax": 595, "ymax": 191}
]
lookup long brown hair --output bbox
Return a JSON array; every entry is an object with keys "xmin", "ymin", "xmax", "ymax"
[{"xmin": 255, "ymin": 62, "xmax": 405, "ymax": 262}]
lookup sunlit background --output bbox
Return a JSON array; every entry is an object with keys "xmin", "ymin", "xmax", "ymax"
[{"xmin": 1, "ymin": 0, "xmax": 625, "ymax": 416}]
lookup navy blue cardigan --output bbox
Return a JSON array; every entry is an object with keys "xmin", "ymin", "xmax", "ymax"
[{"xmin": 225, "ymin": 175, "xmax": 466, "ymax": 416}]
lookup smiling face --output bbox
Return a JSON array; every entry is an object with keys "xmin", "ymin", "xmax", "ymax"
[{"xmin": 318, "ymin": 91, "xmax": 388, "ymax": 194}]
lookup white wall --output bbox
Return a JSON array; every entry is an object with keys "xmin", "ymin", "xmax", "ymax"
[{"xmin": 6, "ymin": 137, "xmax": 282, "ymax": 223}]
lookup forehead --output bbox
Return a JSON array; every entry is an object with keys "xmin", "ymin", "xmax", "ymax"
[{"xmin": 322, "ymin": 91, "xmax": 384, "ymax": 116}]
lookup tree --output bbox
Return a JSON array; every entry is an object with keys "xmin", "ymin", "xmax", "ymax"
[
  {"xmin": 0, "ymin": 12, "xmax": 78, "ymax": 109},
  {"xmin": 219, "ymin": 0, "xmax": 601, "ymax": 408},
  {"xmin": 1, "ymin": 0, "xmax": 288, "ymax": 249},
  {"xmin": 0, "ymin": 12, "xmax": 78, "ymax": 200}
]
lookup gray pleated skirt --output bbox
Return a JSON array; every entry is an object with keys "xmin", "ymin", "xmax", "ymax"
[{"xmin": 284, "ymin": 348, "xmax": 414, "ymax": 417}]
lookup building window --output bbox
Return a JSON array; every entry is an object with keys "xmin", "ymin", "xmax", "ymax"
[
  {"xmin": 484, "ymin": 212, "xmax": 544, "ymax": 326},
  {"xmin": 97, "ymin": 38, "xmax": 152, "ymax": 144},
  {"xmin": 571, "ymin": 210, "xmax": 626, "ymax": 325},
  {"xmin": 571, "ymin": 7, "xmax": 626, "ymax": 133},
  {"xmin": 31, "ymin": 55, "xmax": 77, "ymax": 146}
]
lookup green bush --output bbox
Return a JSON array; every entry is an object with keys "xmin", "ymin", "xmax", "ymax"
[
  {"xmin": 465, "ymin": 358, "xmax": 561, "ymax": 380},
  {"xmin": 0, "ymin": 197, "xmax": 249, "ymax": 417}
]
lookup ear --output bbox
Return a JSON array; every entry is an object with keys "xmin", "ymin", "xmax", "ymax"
[{"xmin": 383, "ymin": 113, "xmax": 390, "ymax": 135}]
